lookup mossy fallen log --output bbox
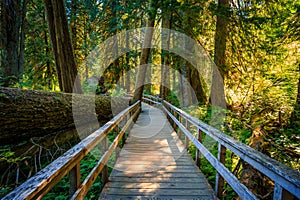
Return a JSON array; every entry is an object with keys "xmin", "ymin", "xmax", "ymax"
[{"xmin": 0, "ymin": 87, "xmax": 130, "ymax": 145}]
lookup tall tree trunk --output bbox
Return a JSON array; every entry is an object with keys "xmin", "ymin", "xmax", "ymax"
[
  {"xmin": 181, "ymin": 11, "xmax": 192, "ymax": 107},
  {"xmin": 188, "ymin": 63, "xmax": 207, "ymax": 104},
  {"xmin": 214, "ymin": 0, "xmax": 229, "ymax": 80},
  {"xmin": 18, "ymin": 0, "xmax": 28, "ymax": 77},
  {"xmin": 0, "ymin": 0, "xmax": 22, "ymax": 86},
  {"xmin": 133, "ymin": 0, "xmax": 158, "ymax": 103},
  {"xmin": 70, "ymin": 0, "xmax": 79, "ymax": 64},
  {"xmin": 181, "ymin": 57, "xmax": 192, "ymax": 107},
  {"xmin": 183, "ymin": 5, "xmax": 207, "ymax": 105},
  {"xmin": 172, "ymin": 60, "xmax": 176, "ymax": 91},
  {"xmin": 43, "ymin": 0, "xmax": 62, "ymax": 89},
  {"xmin": 161, "ymin": 5, "xmax": 171, "ymax": 100},
  {"xmin": 44, "ymin": 0, "xmax": 82, "ymax": 93},
  {"xmin": 42, "ymin": 7, "xmax": 56, "ymax": 91},
  {"xmin": 144, "ymin": 53, "xmax": 152, "ymax": 94},
  {"xmin": 125, "ymin": 31, "xmax": 131, "ymax": 93}
]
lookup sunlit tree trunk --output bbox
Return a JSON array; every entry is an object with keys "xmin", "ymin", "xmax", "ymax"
[
  {"xmin": 144, "ymin": 52, "xmax": 152, "ymax": 94},
  {"xmin": 125, "ymin": 31, "xmax": 131, "ymax": 93},
  {"xmin": 44, "ymin": 0, "xmax": 82, "ymax": 93},
  {"xmin": 188, "ymin": 64, "xmax": 207, "ymax": 104},
  {"xmin": 160, "ymin": 4, "xmax": 171, "ymax": 100},
  {"xmin": 181, "ymin": 11, "xmax": 192, "ymax": 107},
  {"xmin": 133, "ymin": 0, "xmax": 158, "ymax": 103},
  {"xmin": 214, "ymin": 0, "xmax": 229, "ymax": 80}
]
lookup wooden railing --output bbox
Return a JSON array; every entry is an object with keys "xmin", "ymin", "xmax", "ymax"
[
  {"xmin": 142, "ymin": 94, "xmax": 161, "ymax": 105},
  {"xmin": 3, "ymin": 100, "xmax": 141, "ymax": 200},
  {"xmin": 142, "ymin": 96, "xmax": 300, "ymax": 200}
]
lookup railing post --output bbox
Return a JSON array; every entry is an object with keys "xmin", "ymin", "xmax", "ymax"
[
  {"xmin": 215, "ymin": 143, "xmax": 226, "ymax": 197},
  {"xmin": 101, "ymin": 136, "xmax": 108, "ymax": 185},
  {"xmin": 185, "ymin": 120, "xmax": 190, "ymax": 150},
  {"xmin": 173, "ymin": 112, "xmax": 177, "ymax": 130},
  {"xmin": 178, "ymin": 115, "xmax": 182, "ymax": 139},
  {"xmin": 273, "ymin": 183, "xmax": 283, "ymax": 200},
  {"xmin": 122, "ymin": 118, "xmax": 126, "ymax": 147},
  {"xmin": 195, "ymin": 129, "xmax": 202, "ymax": 167},
  {"xmin": 134, "ymin": 103, "xmax": 140, "ymax": 122},
  {"xmin": 69, "ymin": 163, "xmax": 80, "ymax": 197},
  {"xmin": 115, "ymin": 126, "xmax": 120, "ymax": 158}
]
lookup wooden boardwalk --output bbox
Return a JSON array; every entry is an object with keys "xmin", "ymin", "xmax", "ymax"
[{"xmin": 100, "ymin": 103, "xmax": 216, "ymax": 200}]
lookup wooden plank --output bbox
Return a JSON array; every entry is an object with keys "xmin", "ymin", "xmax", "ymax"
[
  {"xmin": 105, "ymin": 182, "xmax": 210, "ymax": 189},
  {"xmin": 100, "ymin": 194, "xmax": 214, "ymax": 200},
  {"xmin": 109, "ymin": 173, "xmax": 205, "ymax": 178},
  {"xmin": 100, "ymin": 103, "xmax": 216, "ymax": 199},
  {"xmin": 110, "ymin": 169, "xmax": 205, "ymax": 174},
  {"xmin": 108, "ymin": 177, "xmax": 207, "ymax": 183},
  {"xmin": 101, "ymin": 187, "xmax": 214, "ymax": 196}
]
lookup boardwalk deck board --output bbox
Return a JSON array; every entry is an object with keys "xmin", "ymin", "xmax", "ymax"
[{"xmin": 100, "ymin": 103, "xmax": 216, "ymax": 200}]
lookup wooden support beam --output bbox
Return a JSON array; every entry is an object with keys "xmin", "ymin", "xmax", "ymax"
[
  {"xmin": 195, "ymin": 129, "xmax": 202, "ymax": 167},
  {"xmin": 215, "ymin": 143, "xmax": 226, "ymax": 197},
  {"xmin": 178, "ymin": 116, "xmax": 183, "ymax": 139},
  {"xmin": 185, "ymin": 120, "xmax": 190, "ymax": 150},
  {"xmin": 69, "ymin": 164, "xmax": 81, "ymax": 197},
  {"xmin": 101, "ymin": 137, "xmax": 109, "ymax": 185},
  {"xmin": 173, "ymin": 112, "xmax": 177, "ymax": 130},
  {"xmin": 115, "ymin": 126, "xmax": 120, "ymax": 158},
  {"xmin": 273, "ymin": 183, "xmax": 283, "ymax": 200}
]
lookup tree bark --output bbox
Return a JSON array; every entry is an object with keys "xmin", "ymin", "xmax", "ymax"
[
  {"xmin": 44, "ymin": 0, "xmax": 82, "ymax": 93},
  {"xmin": 125, "ymin": 31, "xmax": 131, "ymax": 93},
  {"xmin": 0, "ymin": 87, "xmax": 130, "ymax": 145},
  {"xmin": 161, "ymin": 5, "xmax": 171, "ymax": 100},
  {"xmin": 181, "ymin": 11, "xmax": 192, "ymax": 107},
  {"xmin": 17, "ymin": 0, "xmax": 28, "ymax": 77},
  {"xmin": 132, "ymin": 0, "xmax": 158, "ymax": 103},
  {"xmin": 188, "ymin": 63, "xmax": 207, "ymax": 104},
  {"xmin": 214, "ymin": 0, "xmax": 229, "ymax": 80},
  {"xmin": 0, "ymin": 0, "xmax": 23, "ymax": 86}
]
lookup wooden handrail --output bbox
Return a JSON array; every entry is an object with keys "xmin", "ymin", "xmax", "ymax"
[
  {"xmin": 3, "ymin": 100, "xmax": 141, "ymax": 200},
  {"xmin": 143, "ymin": 94, "xmax": 162, "ymax": 102},
  {"xmin": 142, "ymin": 95, "xmax": 300, "ymax": 200},
  {"xmin": 142, "ymin": 97, "xmax": 161, "ymax": 105}
]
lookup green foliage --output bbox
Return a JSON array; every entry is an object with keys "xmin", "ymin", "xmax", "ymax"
[
  {"xmin": 0, "ymin": 146, "xmax": 30, "ymax": 164},
  {"xmin": 166, "ymin": 91, "xmax": 180, "ymax": 107},
  {"xmin": 81, "ymin": 81, "xmax": 98, "ymax": 94},
  {"xmin": 109, "ymin": 87, "xmax": 127, "ymax": 97},
  {"xmin": 43, "ymin": 131, "xmax": 118, "ymax": 200},
  {"xmin": 43, "ymin": 149, "xmax": 102, "ymax": 200}
]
